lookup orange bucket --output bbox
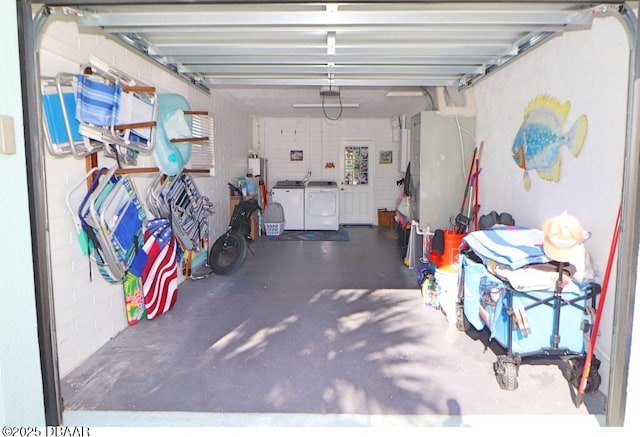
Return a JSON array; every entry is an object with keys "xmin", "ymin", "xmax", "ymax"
[
  {"xmin": 440, "ymin": 230, "xmax": 465, "ymax": 269},
  {"xmin": 429, "ymin": 250, "xmax": 441, "ymax": 265}
]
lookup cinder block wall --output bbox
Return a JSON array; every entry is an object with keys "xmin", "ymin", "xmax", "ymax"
[
  {"xmin": 255, "ymin": 117, "xmax": 404, "ymax": 219},
  {"xmin": 39, "ymin": 17, "xmax": 251, "ymax": 377}
]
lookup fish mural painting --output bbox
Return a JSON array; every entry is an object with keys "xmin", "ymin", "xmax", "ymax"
[{"xmin": 512, "ymin": 95, "xmax": 588, "ymax": 191}]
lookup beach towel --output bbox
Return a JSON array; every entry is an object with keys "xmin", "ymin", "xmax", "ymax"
[{"xmin": 462, "ymin": 226, "xmax": 551, "ymax": 270}]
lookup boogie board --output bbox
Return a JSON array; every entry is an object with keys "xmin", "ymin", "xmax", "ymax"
[
  {"xmin": 121, "ymin": 218, "xmax": 170, "ymax": 325},
  {"xmin": 142, "ymin": 232, "xmax": 179, "ymax": 319},
  {"xmin": 153, "ymin": 93, "xmax": 193, "ymax": 176}
]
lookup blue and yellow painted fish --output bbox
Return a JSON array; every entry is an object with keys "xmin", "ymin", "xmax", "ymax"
[{"xmin": 512, "ymin": 95, "xmax": 588, "ymax": 191}]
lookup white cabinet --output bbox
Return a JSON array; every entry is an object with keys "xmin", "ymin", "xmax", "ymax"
[{"xmin": 409, "ymin": 111, "xmax": 476, "ymax": 229}]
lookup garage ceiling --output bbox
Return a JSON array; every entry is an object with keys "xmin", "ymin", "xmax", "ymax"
[{"xmin": 44, "ymin": 1, "xmax": 615, "ymax": 117}]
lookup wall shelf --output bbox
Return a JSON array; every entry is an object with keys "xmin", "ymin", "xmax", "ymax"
[{"xmin": 170, "ymin": 136, "xmax": 209, "ymax": 143}]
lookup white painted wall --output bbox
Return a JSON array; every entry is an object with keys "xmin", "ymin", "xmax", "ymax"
[
  {"xmin": 210, "ymin": 91, "xmax": 255, "ymax": 231},
  {"xmin": 0, "ymin": 1, "xmax": 46, "ymax": 425},
  {"xmin": 38, "ymin": 17, "xmax": 252, "ymax": 377},
  {"xmin": 474, "ymin": 14, "xmax": 630, "ymax": 396},
  {"xmin": 255, "ymin": 117, "xmax": 404, "ymax": 220}
]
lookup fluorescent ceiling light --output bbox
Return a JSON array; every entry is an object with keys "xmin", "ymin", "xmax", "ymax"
[
  {"xmin": 292, "ymin": 103, "xmax": 359, "ymax": 108},
  {"xmin": 385, "ymin": 89, "xmax": 425, "ymax": 97}
]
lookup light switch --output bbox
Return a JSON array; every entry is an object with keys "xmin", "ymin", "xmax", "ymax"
[{"xmin": 0, "ymin": 115, "xmax": 16, "ymax": 155}]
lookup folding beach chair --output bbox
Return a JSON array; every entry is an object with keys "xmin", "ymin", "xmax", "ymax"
[
  {"xmin": 41, "ymin": 73, "xmax": 105, "ymax": 158},
  {"xmin": 55, "ymin": 57, "xmax": 159, "ymax": 164},
  {"xmin": 76, "ymin": 166, "xmax": 147, "ymax": 283}
]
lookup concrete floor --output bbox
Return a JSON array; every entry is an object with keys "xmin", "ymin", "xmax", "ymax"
[{"xmin": 60, "ymin": 226, "xmax": 606, "ymax": 427}]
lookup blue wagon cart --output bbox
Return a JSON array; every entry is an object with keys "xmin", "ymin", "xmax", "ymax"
[{"xmin": 456, "ymin": 229, "xmax": 602, "ymax": 392}]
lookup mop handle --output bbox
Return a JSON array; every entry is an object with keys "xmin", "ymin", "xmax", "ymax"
[
  {"xmin": 460, "ymin": 146, "xmax": 478, "ymax": 213},
  {"xmin": 578, "ymin": 203, "xmax": 621, "ymax": 394},
  {"xmin": 473, "ymin": 143, "xmax": 483, "ymax": 231}
]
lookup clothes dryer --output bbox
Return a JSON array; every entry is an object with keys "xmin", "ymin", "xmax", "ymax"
[{"xmin": 305, "ymin": 181, "xmax": 339, "ymax": 231}]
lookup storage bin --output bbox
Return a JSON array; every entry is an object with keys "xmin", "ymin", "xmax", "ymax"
[
  {"xmin": 377, "ymin": 208, "xmax": 395, "ymax": 228},
  {"xmin": 264, "ymin": 221, "xmax": 285, "ymax": 236},
  {"xmin": 263, "ymin": 202, "xmax": 285, "ymax": 223}
]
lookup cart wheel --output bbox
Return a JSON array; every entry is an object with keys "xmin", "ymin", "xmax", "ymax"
[
  {"xmin": 455, "ymin": 304, "xmax": 470, "ymax": 332},
  {"xmin": 565, "ymin": 356, "xmax": 602, "ymax": 393},
  {"xmin": 586, "ymin": 370, "xmax": 602, "ymax": 392},
  {"xmin": 494, "ymin": 358, "xmax": 519, "ymax": 391}
]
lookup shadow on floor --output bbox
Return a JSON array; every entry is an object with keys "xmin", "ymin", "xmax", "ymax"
[{"xmin": 59, "ymin": 227, "xmax": 606, "ymax": 425}]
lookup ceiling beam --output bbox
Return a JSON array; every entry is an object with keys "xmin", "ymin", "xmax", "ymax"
[
  {"xmin": 103, "ymin": 24, "xmax": 568, "ymax": 36},
  {"xmin": 203, "ymin": 77, "xmax": 464, "ymax": 86},
  {"xmin": 164, "ymin": 55, "xmax": 502, "ymax": 65},
  {"xmin": 43, "ymin": 0, "xmax": 625, "ymax": 5},
  {"xmin": 178, "ymin": 64, "xmax": 486, "ymax": 75},
  {"xmin": 77, "ymin": 7, "xmax": 594, "ymax": 28},
  {"xmin": 147, "ymin": 43, "xmax": 519, "ymax": 57}
]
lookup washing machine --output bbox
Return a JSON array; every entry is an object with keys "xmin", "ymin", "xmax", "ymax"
[
  {"xmin": 305, "ymin": 181, "xmax": 340, "ymax": 231},
  {"xmin": 271, "ymin": 180, "xmax": 305, "ymax": 230}
]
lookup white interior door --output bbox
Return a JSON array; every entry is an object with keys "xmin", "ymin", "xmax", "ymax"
[{"xmin": 339, "ymin": 139, "xmax": 374, "ymax": 225}]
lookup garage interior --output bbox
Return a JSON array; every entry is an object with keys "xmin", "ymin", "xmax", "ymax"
[
  {"xmin": 23, "ymin": 0, "xmax": 640, "ymax": 428},
  {"xmin": 59, "ymin": 227, "xmax": 608, "ymax": 426}
]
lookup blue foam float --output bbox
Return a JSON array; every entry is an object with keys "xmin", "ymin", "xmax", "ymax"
[{"xmin": 153, "ymin": 94, "xmax": 193, "ymax": 176}]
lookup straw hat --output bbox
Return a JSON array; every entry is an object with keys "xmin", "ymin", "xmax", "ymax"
[{"xmin": 542, "ymin": 212, "xmax": 588, "ymax": 262}]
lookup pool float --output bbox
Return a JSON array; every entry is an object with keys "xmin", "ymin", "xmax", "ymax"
[{"xmin": 153, "ymin": 93, "xmax": 193, "ymax": 176}]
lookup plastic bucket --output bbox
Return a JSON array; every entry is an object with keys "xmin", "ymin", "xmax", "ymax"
[
  {"xmin": 440, "ymin": 230, "xmax": 465, "ymax": 270},
  {"xmin": 429, "ymin": 250, "xmax": 441, "ymax": 265}
]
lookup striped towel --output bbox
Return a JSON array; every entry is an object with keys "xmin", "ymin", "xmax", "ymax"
[
  {"xmin": 75, "ymin": 74, "xmax": 121, "ymax": 127},
  {"xmin": 462, "ymin": 226, "xmax": 550, "ymax": 270}
]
